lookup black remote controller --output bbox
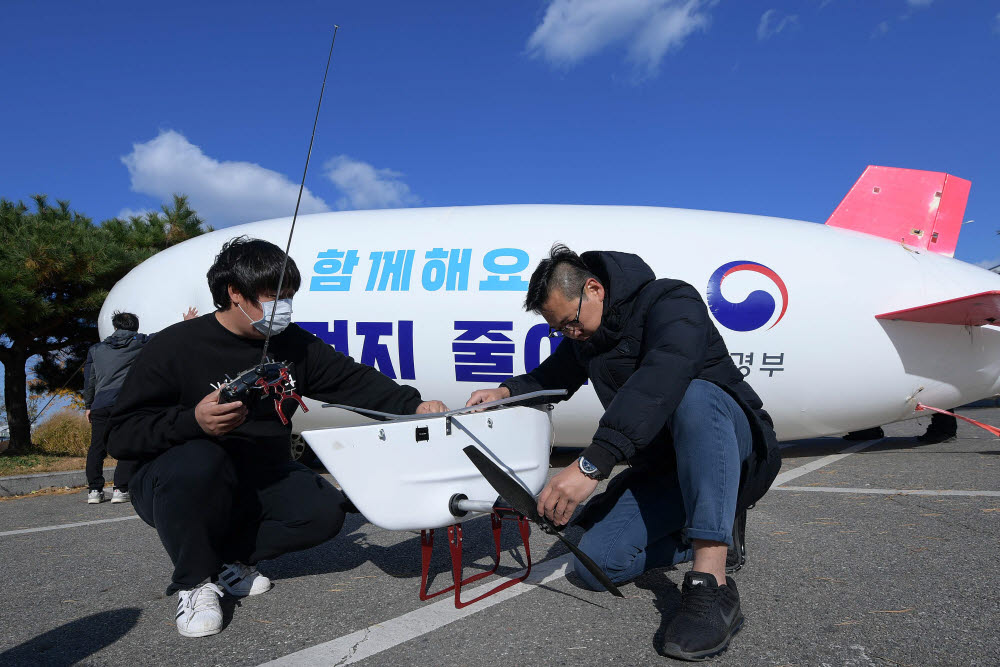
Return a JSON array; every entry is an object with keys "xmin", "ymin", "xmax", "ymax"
[
  {"xmin": 218, "ymin": 359, "xmax": 308, "ymax": 424},
  {"xmin": 218, "ymin": 363, "xmax": 277, "ymax": 405}
]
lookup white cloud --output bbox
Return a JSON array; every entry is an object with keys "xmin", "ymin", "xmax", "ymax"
[
  {"xmin": 324, "ymin": 155, "xmax": 420, "ymax": 210},
  {"xmin": 121, "ymin": 130, "xmax": 330, "ymax": 227},
  {"xmin": 994, "ymin": 12, "xmax": 1000, "ymax": 34},
  {"xmin": 117, "ymin": 207, "xmax": 154, "ymax": 220},
  {"xmin": 877, "ymin": 1, "xmax": 935, "ymax": 36},
  {"xmin": 526, "ymin": 0, "xmax": 714, "ymax": 76},
  {"xmin": 757, "ymin": 9, "xmax": 799, "ymax": 41}
]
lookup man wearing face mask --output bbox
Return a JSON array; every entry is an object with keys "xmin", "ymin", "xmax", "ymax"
[{"xmin": 107, "ymin": 236, "xmax": 447, "ymax": 638}]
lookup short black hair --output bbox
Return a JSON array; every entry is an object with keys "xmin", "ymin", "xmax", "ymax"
[
  {"xmin": 524, "ymin": 243, "xmax": 596, "ymax": 314},
  {"xmin": 111, "ymin": 311, "xmax": 139, "ymax": 332},
  {"xmin": 207, "ymin": 236, "xmax": 301, "ymax": 309}
]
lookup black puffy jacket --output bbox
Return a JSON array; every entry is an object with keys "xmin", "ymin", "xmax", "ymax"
[
  {"xmin": 83, "ymin": 330, "xmax": 149, "ymax": 411},
  {"xmin": 502, "ymin": 251, "xmax": 781, "ymax": 511}
]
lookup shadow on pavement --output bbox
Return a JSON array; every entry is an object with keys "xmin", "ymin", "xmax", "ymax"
[
  {"xmin": 0, "ymin": 607, "xmax": 141, "ymax": 667},
  {"xmin": 854, "ymin": 437, "xmax": 1000, "ymax": 455},
  {"xmin": 264, "ymin": 512, "xmax": 527, "ymax": 584},
  {"xmin": 777, "ymin": 436, "xmax": 919, "ymax": 460},
  {"xmin": 633, "ymin": 570, "xmax": 682, "ymax": 657},
  {"xmin": 262, "ymin": 512, "xmax": 423, "ymax": 581}
]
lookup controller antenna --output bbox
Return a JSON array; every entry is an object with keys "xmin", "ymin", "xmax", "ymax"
[{"xmin": 261, "ymin": 25, "xmax": 340, "ymax": 364}]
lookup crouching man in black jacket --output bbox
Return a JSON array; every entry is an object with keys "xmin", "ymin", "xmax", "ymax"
[
  {"xmin": 107, "ymin": 237, "xmax": 447, "ymax": 639},
  {"xmin": 467, "ymin": 245, "xmax": 780, "ymax": 661}
]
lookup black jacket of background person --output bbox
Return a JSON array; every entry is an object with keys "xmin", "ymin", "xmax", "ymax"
[
  {"xmin": 107, "ymin": 313, "xmax": 423, "ymax": 468},
  {"xmin": 82, "ymin": 329, "xmax": 149, "ymax": 411},
  {"xmin": 501, "ymin": 251, "xmax": 781, "ymax": 511}
]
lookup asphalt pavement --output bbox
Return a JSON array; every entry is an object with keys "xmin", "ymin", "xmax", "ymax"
[{"xmin": 1, "ymin": 408, "xmax": 998, "ymax": 666}]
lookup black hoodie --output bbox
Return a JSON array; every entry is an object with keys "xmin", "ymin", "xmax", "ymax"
[
  {"xmin": 106, "ymin": 314, "xmax": 423, "ymax": 468},
  {"xmin": 502, "ymin": 251, "xmax": 781, "ymax": 511}
]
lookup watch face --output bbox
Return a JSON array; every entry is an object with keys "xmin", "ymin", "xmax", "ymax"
[{"xmin": 579, "ymin": 457, "xmax": 599, "ymax": 475}]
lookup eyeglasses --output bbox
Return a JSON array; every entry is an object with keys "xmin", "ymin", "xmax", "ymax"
[{"xmin": 548, "ymin": 283, "xmax": 587, "ymax": 338}]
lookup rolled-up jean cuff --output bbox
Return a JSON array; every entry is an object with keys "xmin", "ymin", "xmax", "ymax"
[{"xmin": 683, "ymin": 527, "xmax": 732, "ymax": 547}]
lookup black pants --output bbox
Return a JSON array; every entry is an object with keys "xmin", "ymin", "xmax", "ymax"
[
  {"xmin": 130, "ymin": 440, "xmax": 347, "ymax": 594},
  {"xmin": 86, "ymin": 408, "xmax": 137, "ymax": 491}
]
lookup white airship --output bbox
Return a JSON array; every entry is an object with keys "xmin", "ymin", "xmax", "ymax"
[
  {"xmin": 99, "ymin": 164, "xmax": 1000, "ymax": 606},
  {"xmin": 100, "ymin": 165, "xmax": 1000, "ymax": 446}
]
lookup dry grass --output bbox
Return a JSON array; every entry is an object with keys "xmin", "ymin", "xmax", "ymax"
[
  {"xmin": 0, "ymin": 409, "xmax": 114, "ymax": 478},
  {"xmin": 31, "ymin": 408, "xmax": 91, "ymax": 456},
  {"xmin": 0, "ymin": 454, "xmax": 91, "ymax": 477}
]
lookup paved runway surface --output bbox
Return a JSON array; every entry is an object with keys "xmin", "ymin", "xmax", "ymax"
[{"xmin": 2, "ymin": 409, "xmax": 998, "ymax": 666}]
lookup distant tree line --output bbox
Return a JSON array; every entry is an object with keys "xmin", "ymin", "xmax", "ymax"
[{"xmin": 0, "ymin": 194, "xmax": 210, "ymax": 454}]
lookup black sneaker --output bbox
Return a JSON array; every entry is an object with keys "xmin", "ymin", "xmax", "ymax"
[
  {"xmin": 658, "ymin": 571, "xmax": 743, "ymax": 661},
  {"xmin": 726, "ymin": 509, "xmax": 746, "ymax": 574},
  {"xmin": 843, "ymin": 426, "xmax": 884, "ymax": 441}
]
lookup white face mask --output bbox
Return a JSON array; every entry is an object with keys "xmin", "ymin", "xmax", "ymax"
[{"xmin": 239, "ymin": 298, "xmax": 293, "ymax": 335}]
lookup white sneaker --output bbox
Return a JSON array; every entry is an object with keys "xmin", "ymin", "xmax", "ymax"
[
  {"xmin": 87, "ymin": 489, "xmax": 106, "ymax": 504},
  {"xmin": 176, "ymin": 582, "xmax": 224, "ymax": 638},
  {"xmin": 111, "ymin": 488, "xmax": 130, "ymax": 503},
  {"xmin": 218, "ymin": 562, "xmax": 271, "ymax": 597}
]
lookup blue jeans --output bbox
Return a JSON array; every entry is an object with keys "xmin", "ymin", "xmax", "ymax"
[{"xmin": 573, "ymin": 379, "xmax": 753, "ymax": 590}]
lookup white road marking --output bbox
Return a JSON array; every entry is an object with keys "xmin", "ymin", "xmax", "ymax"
[
  {"xmin": 772, "ymin": 439, "xmax": 883, "ymax": 487},
  {"xmin": 258, "ymin": 553, "xmax": 575, "ymax": 666},
  {"xmin": 0, "ymin": 515, "xmax": 140, "ymax": 537},
  {"xmin": 774, "ymin": 486, "xmax": 1000, "ymax": 497}
]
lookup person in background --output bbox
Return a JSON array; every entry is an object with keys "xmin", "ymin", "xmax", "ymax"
[
  {"xmin": 82, "ymin": 311, "xmax": 148, "ymax": 504},
  {"xmin": 83, "ymin": 307, "xmax": 201, "ymax": 504}
]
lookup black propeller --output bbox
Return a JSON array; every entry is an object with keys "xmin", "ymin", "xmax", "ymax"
[{"xmin": 462, "ymin": 445, "xmax": 624, "ymax": 598}]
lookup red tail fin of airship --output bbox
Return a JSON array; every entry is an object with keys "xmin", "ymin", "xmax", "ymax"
[{"xmin": 825, "ymin": 166, "xmax": 971, "ymax": 257}]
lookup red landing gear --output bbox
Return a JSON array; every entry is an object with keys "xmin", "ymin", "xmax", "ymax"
[{"xmin": 419, "ymin": 508, "xmax": 532, "ymax": 609}]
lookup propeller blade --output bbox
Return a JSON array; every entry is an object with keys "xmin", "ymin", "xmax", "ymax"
[
  {"xmin": 462, "ymin": 445, "xmax": 540, "ymax": 521},
  {"xmin": 462, "ymin": 445, "xmax": 624, "ymax": 598},
  {"xmin": 551, "ymin": 531, "xmax": 624, "ymax": 598}
]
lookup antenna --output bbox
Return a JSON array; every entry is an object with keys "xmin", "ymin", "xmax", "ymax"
[{"xmin": 261, "ymin": 25, "xmax": 340, "ymax": 364}]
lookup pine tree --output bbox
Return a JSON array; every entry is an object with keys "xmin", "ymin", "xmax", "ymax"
[{"xmin": 0, "ymin": 194, "xmax": 209, "ymax": 453}]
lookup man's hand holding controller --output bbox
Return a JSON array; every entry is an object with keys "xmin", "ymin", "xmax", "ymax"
[{"xmin": 195, "ymin": 389, "xmax": 248, "ymax": 436}]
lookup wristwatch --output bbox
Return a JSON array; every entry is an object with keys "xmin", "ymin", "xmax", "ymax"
[{"xmin": 577, "ymin": 456, "xmax": 605, "ymax": 480}]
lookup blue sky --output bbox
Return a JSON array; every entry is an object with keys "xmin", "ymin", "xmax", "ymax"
[{"xmin": 1, "ymin": 0, "xmax": 999, "ymax": 267}]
